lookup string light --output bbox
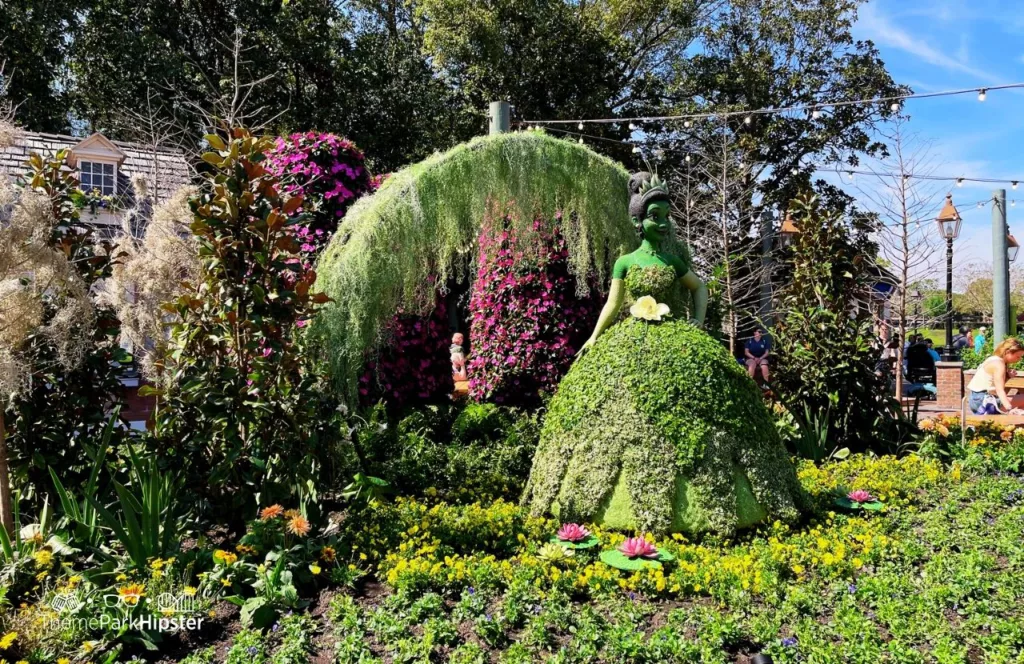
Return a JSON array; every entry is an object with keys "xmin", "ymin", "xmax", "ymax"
[
  {"xmin": 1013, "ymin": 200, "xmax": 1017, "ymax": 207},
  {"xmin": 684, "ymin": 154, "xmax": 691, "ymax": 163},
  {"xmin": 744, "ymin": 116, "xmax": 752, "ymax": 125},
  {"xmin": 631, "ymin": 146, "xmax": 641, "ymax": 154},
  {"xmin": 578, "ymin": 137, "xmax": 583, "ymax": 144},
  {"xmin": 846, "ymin": 171, "xmax": 854, "ymax": 182},
  {"xmin": 628, "ymin": 122, "xmax": 637, "ymax": 131},
  {"xmin": 683, "ymin": 120, "xmax": 691, "ymax": 128},
  {"xmin": 956, "ymin": 178, "xmax": 965, "ymax": 187},
  {"xmin": 1014, "ymin": 181, "xmax": 1019, "ymax": 190},
  {"xmin": 978, "ymin": 88, "xmax": 987, "ymax": 102},
  {"xmin": 811, "ymin": 110, "xmax": 821, "ymax": 119},
  {"xmin": 525, "ymin": 82, "xmax": 1024, "ymax": 125},
  {"xmin": 977, "ymin": 201, "xmax": 985, "ymax": 208},
  {"xmin": 577, "ymin": 122, "xmax": 584, "ymax": 130}
]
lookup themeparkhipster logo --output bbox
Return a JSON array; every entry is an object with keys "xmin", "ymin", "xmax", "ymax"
[{"xmin": 47, "ymin": 589, "xmax": 205, "ymax": 633}]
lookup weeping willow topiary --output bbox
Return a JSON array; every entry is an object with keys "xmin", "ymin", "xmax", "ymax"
[{"xmin": 313, "ymin": 131, "xmax": 638, "ymax": 399}]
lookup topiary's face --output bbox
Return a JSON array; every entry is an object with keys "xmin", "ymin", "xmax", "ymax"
[{"xmin": 636, "ymin": 200, "xmax": 670, "ymax": 245}]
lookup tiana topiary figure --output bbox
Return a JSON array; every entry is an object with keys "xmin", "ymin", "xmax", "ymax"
[{"xmin": 523, "ymin": 173, "xmax": 806, "ymax": 535}]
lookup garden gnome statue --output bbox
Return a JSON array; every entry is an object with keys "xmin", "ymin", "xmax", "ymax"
[{"xmin": 450, "ymin": 333, "xmax": 468, "ymax": 382}]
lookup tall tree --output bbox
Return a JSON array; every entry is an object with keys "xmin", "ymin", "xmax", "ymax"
[{"xmin": 0, "ymin": 0, "xmax": 84, "ymax": 132}]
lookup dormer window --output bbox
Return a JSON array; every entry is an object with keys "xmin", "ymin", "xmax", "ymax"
[{"xmin": 80, "ymin": 161, "xmax": 116, "ymax": 196}]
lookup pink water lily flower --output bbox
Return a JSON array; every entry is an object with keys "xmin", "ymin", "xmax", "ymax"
[
  {"xmin": 556, "ymin": 523, "xmax": 590, "ymax": 543},
  {"xmin": 618, "ymin": 537, "xmax": 659, "ymax": 559},
  {"xmin": 847, "ymin": 489, "xmax": 875, "ymax": 503}
]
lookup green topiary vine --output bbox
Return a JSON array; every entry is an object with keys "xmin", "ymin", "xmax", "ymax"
[
  {"xmin": 523, "ymin": 317, "xmax": 807, "ymax": 536},
  {"xmin": 312, "ymin": 131, "xmax": 649, "ymax": 399}
]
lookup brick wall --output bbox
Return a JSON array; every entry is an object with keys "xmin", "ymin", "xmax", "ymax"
[{"xmin": 935, "ymin": 361, "xmax": 964, "ymax": 409}]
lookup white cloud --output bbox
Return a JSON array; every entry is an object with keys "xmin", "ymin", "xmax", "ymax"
[{"xmin": 857, "ymin": 4, "xmax": 1001, "ymax": 83}]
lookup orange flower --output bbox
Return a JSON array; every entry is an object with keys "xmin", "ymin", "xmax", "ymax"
[
  {"xmin": 1001, "ymin": 430, "xmax": 1013, "ymax": 441},
  {"xmin": 936, "ymin": 424, "xmax": 950, "ymax": 438},
  {"xmin": 320, "ymin": 546, "xmax": 337, "ymax": 563},
  {"xmin": 919, "ymin": 419, "xmax": 935, "ymax": 431},
  {"xmin": 287, "ymin": 514, "xmax": 311, "ymax": 537},
  {"xmin": 117, "ymin": 583, "xmax": 146, "ymax": 606},
  {"xmin": 283, "ymin": 509, "xmax": 301, "ymax": 520},
  {"xmin": 259, "ymin": 505, "xmax": 284, "ymax": 521}
]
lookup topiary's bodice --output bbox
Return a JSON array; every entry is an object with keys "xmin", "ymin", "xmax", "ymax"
[
  {"xmin": 624, "ymin": 263, "xmax": 677, "ymax": 301},
  {"xmin": 623, "ymin": 263, "xmax": 686, "ymax": 319}
]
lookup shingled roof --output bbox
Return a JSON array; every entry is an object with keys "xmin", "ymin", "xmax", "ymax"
[{"xmin": 0, "ymin": 130, "xmax": 189, "ymax": 204}]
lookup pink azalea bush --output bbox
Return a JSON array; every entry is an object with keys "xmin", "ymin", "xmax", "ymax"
[
  {"xmin": 618, "ymin": 537, "xmax": 659, "ymax": 559},
  {"xmin": 556, "ymin": 523, "xmax": 591, "ymax": 543},
  {"xmin": 265, "ymin": 132, "xmax": 372, "ymax": 258},
  {"xmin": 468, "ymin": 207, "xmax": 600, "ymax": 407},
  {"xmin": 359, "ymin": 292, "xmax": 454, "ymax": 407},
  {"xmin": 847, "ymin": 489, "xmax": 875, "ymax": 503}
]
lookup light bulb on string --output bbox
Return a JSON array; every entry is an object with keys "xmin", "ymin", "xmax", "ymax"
[
  {"xmin": 812, "ymin": 109, "xmax": 821, "ymax": 119},
  {"xmin": 628, "ymin": 122, "xmax": 637, "ymax": 131},
  {"xmin": 791, "ymin": 168, "xmax": 799, "ymax": 176},
  {"xmin": 631, "ymin": 146, "xmax": 641, "ymax": 154},
  {"xmin": 1013, "ymin": 200, "xmax": 1017, "ymax": 207},
  {"xmin": 744, "ymin": 115, "xmax": 752, "ymax": 125},
  {"xmin": 1013, "ymin": 181, "xmax": 1019, "ymax": 190},
  {"xmin": 683, "ymin": 120, "xmax": 691, "ymax": 128},
  {"xmin": 978, "ymin": 201, "xmax": 984, "ymax": 208},
  {"xmin": 578, "ymin": 137, "xmax": 584, "ymax": 144},
  {"xmin": 577, "ymin": 122, "xmax": 584, "ymax": 130},
  {"xmin": 978, "ymin": 89, "xmax": 987, "ymax": 101},
  {"xmin": 956, "ymin": 178, "xmax": 964, "ymax": 187},
  {"xmin": 890, "ymin": 102, "xmax": 900, "ymax": 112},
  {"xmin": 846, "ymin": 171, "xmax": 854, "ymax": 182},
  {"xmin": 684, "ymin": 154, "xmax": 691, "ymax": 163}
]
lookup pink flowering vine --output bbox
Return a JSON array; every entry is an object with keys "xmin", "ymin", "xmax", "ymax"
[
  {"xmin": 467, "ymin": 206, "xmax": 600, "ymax": 407},
  {"xmin": 265, "ymin": 132, "xmax": 372, "ymax": 258}
]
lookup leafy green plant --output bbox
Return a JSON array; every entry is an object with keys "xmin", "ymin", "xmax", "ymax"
[
  {"xmin": 87, "ymin": 445, "xmax": 186, "ymax": 569},
  {"xmin": 772, "ymin": 195, "xmax": 900, "ymax": 455},
  {"xmin": 47, "ymin": 413, "xmax": 121, "ymax": 549},
  {"xmin": 155, "ymin": 128, "xmax": 344, "ymax": 512}
]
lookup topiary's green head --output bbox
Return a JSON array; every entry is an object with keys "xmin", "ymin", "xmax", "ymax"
[{"xmin": 628, "ymin": 172, "xmax": 671, "ymax": 244}]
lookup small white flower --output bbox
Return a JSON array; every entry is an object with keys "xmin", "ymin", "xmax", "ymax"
[{"xmin": 630, "ymin": 295, "xmax": 670, "ymax": 321}]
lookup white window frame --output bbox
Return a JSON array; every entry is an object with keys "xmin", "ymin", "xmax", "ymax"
[{"xmin": 79, "ymin": 160, "xmax": 117, "ymax": 196}]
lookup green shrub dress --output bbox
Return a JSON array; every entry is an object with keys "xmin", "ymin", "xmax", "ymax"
[{"xmin": 523, "ymin": 263, "xmax": 806, "ymax": 535}]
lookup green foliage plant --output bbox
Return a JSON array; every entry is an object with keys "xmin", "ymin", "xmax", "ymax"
[
  {"xmin": 313, "ymin": 131, "xmax": 638, "ymax": 400},
  {"xmin": 87, "ymin": 445, "xmax": 186, "ymax": 570},
  {"xmin": 155, "ymin": 128, "xmax": 341, "ymax": 510},
  {"xmin": 772, "ymin": 194, "xmax": 899, "ymax": 454}
]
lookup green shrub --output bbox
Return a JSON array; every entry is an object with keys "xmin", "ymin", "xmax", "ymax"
[
  {"xmin": 523, "ymin": 318, "xmax": 806, "ymax": 535},
  {"xmin": 772, "ymin": 195, "xmax": 900, "ymax": 454},
  {"xmin": 354, "ymin": 403, "xmax": 540, "ymax": 501},
  {"xmin": 154, "ymin": 129, "xmax": 346, "ymax": 512}
]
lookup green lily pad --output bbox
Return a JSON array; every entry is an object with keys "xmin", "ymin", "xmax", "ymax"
[
  {"xmin": 834, "ymin": 496, "xmax": 884, "ymax": 511},
  {"xmin": 550, "ymin": 535, "xmax": 599, "ymax": 549},
  {"xmin": 599, "ymin": 547, "xmax": 674, "ymax": 571}
]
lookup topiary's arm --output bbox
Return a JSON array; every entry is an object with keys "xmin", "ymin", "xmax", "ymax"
[
  {"xmin": 680, "ymin": 270, "xmax": 707, "ymax": 326},
  {"xmin": 578, "ymin": 279, "xmax": 625, "ymax": 354}
]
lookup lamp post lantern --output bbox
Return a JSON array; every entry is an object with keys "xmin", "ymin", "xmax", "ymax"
[
  {"xmin": 779, "ymin": 211, "xmax": 799, "ymax": 248},
  {"xmin": 935, "ymin": 194, "xmax": 962, "ymax": 361},
  {"xmin": 1008, "ymin": 234, "xmax": 1019, "ymax": 263}
]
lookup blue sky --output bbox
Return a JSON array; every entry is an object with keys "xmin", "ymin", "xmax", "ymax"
[{"xmin": 843, "ymin": 0, "xmax": 1024, "ymax": 271}]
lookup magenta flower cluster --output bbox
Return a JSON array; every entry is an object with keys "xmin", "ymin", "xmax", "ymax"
[
  {"xmin": 467, "ymin": 209, "xmax": 600, "ymax": 407},
  {"xmin": 358, "ymin": 292, "xmax": 454, "ymax": 406},
  {"xmin": 265, "ymin": 132, "xmax": 372, "ymax": 256}
]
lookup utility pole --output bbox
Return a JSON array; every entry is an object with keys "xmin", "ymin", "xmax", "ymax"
[
  {"xmin": 489, "ymin": 101, "xmax": 510, "ymax": 135},
  {"xmin": 993, "ymin": 189, "xmax": 1009, "ymax": 344}
]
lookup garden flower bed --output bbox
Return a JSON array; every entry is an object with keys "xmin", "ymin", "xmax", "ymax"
[{"xmin": 1, "ymin": 439, "xmax": 1022, "ymax": 663}]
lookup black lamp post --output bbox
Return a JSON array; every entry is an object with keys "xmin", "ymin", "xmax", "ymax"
[{"xmin": 935, "ymin": 195, "xmax": 962, "ymax": 361}]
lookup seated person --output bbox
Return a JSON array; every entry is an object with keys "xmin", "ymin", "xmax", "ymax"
[
  {"xmin": 744, "ymin": 328, "xmax": 771, "ymax": 384},
  {"xmin": 974, "ymin": 327, "xmax": 987, "ymax": 354},
  {"xmin": 925, "ymin": 338, "xmax": 941, "ymax": 363},
  {"xmin": 904, "ymin": 341, "xmax": 936, "ymax": 387},
  {"xmin": 953, "ymin": 326, "xmax": 970, "ymax": 351},
  {"xmin": 966, "ymin": 337, "xmax": 1024, "ymax": 414}
]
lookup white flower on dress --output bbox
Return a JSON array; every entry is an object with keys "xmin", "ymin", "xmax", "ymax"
[{"xmin": 630, "ymin": 295, "xmax": 670, "ymax": 321}]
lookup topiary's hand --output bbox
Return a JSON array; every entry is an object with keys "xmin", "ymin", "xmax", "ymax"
[
  {"xmin": 687, "ymin": 317, "xmax": 703, "ymax": 328},
  {"xmin": 576, "ymin": 338, "xmax": 596, "ymax": 357}
]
